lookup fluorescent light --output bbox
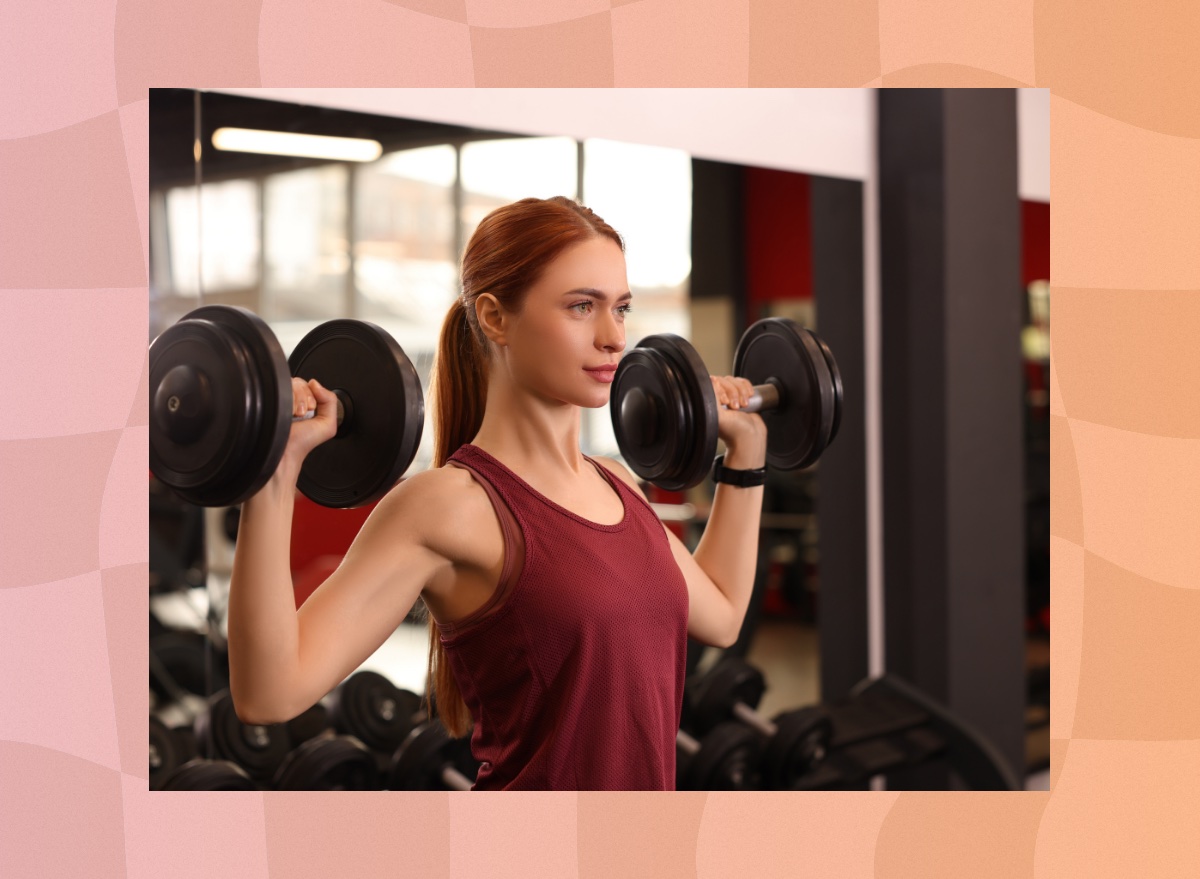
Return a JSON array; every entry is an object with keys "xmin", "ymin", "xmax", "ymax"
[{"xmin": 211, "ymin": 127, "xmax": 382, "ymax": 162}]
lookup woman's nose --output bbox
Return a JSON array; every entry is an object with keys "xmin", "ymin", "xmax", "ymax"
[{"xmin": 598, "ymin": 314, "xmax": 625, "ymax": 352}]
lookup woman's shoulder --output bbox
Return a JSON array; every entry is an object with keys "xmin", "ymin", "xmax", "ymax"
[{"xmin": 380, "ymin": 462, "xmax": 499, "ymax": 559}]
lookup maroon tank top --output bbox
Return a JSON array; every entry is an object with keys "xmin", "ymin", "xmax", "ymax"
[{"xmin": 437, "ymin": 443, "xmax": 689, "ymax": 790}]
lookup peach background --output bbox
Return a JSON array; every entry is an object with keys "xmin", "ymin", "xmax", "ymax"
[{"xmin": 2, "ymin": 0, "xmax": 1198, "ymax": 876}]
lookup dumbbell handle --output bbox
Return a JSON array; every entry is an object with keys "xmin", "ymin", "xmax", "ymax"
[
  {"xmin": 720, "ymin": 381, "xmax": 781, "ymax": 415},
  {"xmin": 677, "ymin": 729, "xmax": 701, "ymax": 756},
  {"xmin": 442, "ymin": 764, "xmax": 473, "ymax": 791},
  {"xmin": 732, "ymin": 701, "xmax": 778, "ymax": 738}
]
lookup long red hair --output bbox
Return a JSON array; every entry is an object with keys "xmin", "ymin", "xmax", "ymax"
[{"xmin": 425, "ymin": 196, "xmax": 624, "ymax": 736}]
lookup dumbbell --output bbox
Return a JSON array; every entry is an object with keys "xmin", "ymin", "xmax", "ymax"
[
  {"xmin": 158, "ymin": 758, "xmax": 259, "ymax": 790},
  {"xmin": 149, "ymin": 716, "xmax": 198, "ymax": 790},
  {"xmin": 327, "ymin": 671, "xmax": 424, "ymax": 773},
  {"xmin": 192, "ymin": 689, "xmax": 292, "ymax": 782},
  {"xmin": 610, "ymin": 317, "xmax": 843, "ymax": 490},
  {"xmin": 389, "ymin": 720, "xmax": 480, "ymax": 791},
  {"xmin": 150, "ymin": 305, "xmax": 424, "ymax": 508},
  {"xmin": 688, "ymin": 655, "xmax": 833, "ymax": 789},
  {"xmin": 273, "ymin": 731, "xmax": 383, "ymax": 790},
  {"xmin": 676, "ymin": 723, "xmax": 763, "ymax": 790}
]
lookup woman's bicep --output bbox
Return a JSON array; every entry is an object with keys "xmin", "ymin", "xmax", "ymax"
[
  {"xmin": 288, "ymin": 477, "xmax": 451, "ymax": 716},
  {"xmin": 663, "ymin": 524, "xmax": 736, "ymax": 648}
]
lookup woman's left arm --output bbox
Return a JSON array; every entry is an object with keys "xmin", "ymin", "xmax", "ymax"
[{"xmin": 683, "ymin": 375, "xmax": 767, "ymax": 645}]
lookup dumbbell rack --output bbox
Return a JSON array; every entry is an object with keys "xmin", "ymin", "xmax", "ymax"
[{"xmin": 790, "ymin": 673, "xmax": 1020, "ymax": 791}]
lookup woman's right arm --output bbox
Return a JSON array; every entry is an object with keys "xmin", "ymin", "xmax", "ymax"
[{"xmin": 227, "ymin": 378, "xmax": 451, "ymax": 724}]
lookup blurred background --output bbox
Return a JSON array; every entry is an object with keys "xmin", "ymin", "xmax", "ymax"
[{"xmin": 148, "ymin": 88, "xmax": 1049, "ymax": 790}]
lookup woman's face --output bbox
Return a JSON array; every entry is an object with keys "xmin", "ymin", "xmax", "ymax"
[{"xmin": 496, "ymin": 236, "xmax": 631, "ymax": 409}]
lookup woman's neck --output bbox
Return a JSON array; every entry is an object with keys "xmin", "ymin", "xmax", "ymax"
[{"xmin": 471, "ymin": 372, "xmax": 588, "ymax": 476}]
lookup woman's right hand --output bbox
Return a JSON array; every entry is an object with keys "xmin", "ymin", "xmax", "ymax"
[{"xmin": 279, "ymin": 376, "xmax": 339, "ymax": 474}]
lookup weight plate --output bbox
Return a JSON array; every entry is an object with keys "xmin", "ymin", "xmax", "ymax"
[
  {"xmin": 273, "ymin": 734, "xmax": 382, "ymax": 791},
  {"xmin": 762, "ymin": 707, "xmax": 833, "ymax": 789},
  {"xmin": 286, "ymin": 702, "xmax": 331, "ymax": 748},
  {"xmin": 149, "ymin": 717, "xmax": 180, "ymax": 790},
  {"xmin": 610, "ymin": 333, "xmax": 718, "ymax": 491},
  {"xmin": 389, "ymin": 721, "xmax": 454, "ymax": 790},
  {"xmin": 194, "ymin": 689, "xmax": 290, "ymax": 781},
  {"xmin": 683, "ymin": 722, "xmax": 761, "ymax": 790},
  {"xmin": 805, "ymin": 328, "xmax": 843, "ymax": 446},
  {"xmin": 288, "ymin": 320, "xmax": 425, "ymax": 508},
  {"xmin": 734, "ymin": 317, "xmax": 836, "ymax": 472},
  {"xmin": 691, "ymin": 657, "xmax": 766, "ymax": 734},
  {"xmin": 328, "ymin": 671, "xmax": 422, "ymax": 754},
  {"xmin": 159, "ymin": 759, "xmax": 259, "ymax": 790},
  {"xmin": 149, "ymin": 306, "xmax": 291, "ymax": 507}
]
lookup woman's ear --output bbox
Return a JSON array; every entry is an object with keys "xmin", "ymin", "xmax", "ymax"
[{"xmin": 475, "ymin": 293, "xmax": 508, "ymax": 347}]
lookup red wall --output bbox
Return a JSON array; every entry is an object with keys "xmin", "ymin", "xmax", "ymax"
[
  {"xmin": 744, "ymin": 167, "xmax": 813, "ymax": 322},
  {"xmin": 1021, "ymin": 200, "xmax": 1050, "ymax": 284}
]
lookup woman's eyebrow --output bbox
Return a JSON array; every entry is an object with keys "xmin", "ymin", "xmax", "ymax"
[{"xmin": 562, "ymin": 288, "xmax": 633, "ymax": 302}]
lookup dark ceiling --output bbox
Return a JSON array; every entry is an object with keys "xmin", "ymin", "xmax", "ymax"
[{"xmin": 149, "ymin": 89, "xmax": 525, "ymax": 189}]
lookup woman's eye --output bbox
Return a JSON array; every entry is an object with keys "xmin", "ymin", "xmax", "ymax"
[
  {"xmin": 571, "ymin": 302, "xmax": 592, "ymax": 314},
  {"xmin": 617, "ymin": 304, "xmax": 633, "ymax": 317}
]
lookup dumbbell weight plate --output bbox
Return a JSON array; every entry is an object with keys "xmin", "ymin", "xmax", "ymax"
[
  {"xmin": 762, "ymin": 707, "xmax": 833, "ymax": 788},
  {"xmin": 273, "ymin": 734, "xmax": 382, "ymax": 790},
  {"xmin": 327, "ymin": 671, "xmax": 422, "ymax": 755},
  {"xmin": 734, "ymin": 318, "xmax": 836, "ymax": 472},
  {"xmin": 159, "ymin": 759, "xmax": 259, "ymax": 790},
  {"xmin": 150, "ymin": 306, "xmax": 291, "ymax": 507},
  {"xmin": 286, "ymin": 702, "xmax": 331, "ymax": 748},
  {"xmin": 288, "ymin": 320, "xmax": 425, "ymax": 508},
  {"xmin": 689, "ymin": 656, "xmax": 766, "ymax": 735},
  {"xmin": 194, "ymin": 689, "xmax": 291, "ymax": 781},
  {"xmin": 610, "ymin": 334, "xmax": 718, "ymax": 491},
  {"xmin": 806, "ymin": 329, "xmax": 843, "ymax": 445},
  {"xmin": 150, "ymin": 716, "xmax": 183, "ymax": 790},
  {"xmin": 682, "ymin": 722, "xmax": 762, "ymax": 790}
]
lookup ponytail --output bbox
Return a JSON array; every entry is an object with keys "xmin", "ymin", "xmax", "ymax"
[
  {"xmin": 422, "ymin": 196, "xmax": 624, "ymax": 739},
  {"xmin": 424, "ymin": 297, "xmax": 488, "ymax": 737}
]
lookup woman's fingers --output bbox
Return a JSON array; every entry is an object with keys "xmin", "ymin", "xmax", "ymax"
[{"xmin": 710, "ymin": 375, "xmax": 752, "ymax": 409}]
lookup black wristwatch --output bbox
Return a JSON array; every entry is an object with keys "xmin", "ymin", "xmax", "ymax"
[{"xmin": 712, "ymin": 455, "xmax": 767, "ymax": 488}]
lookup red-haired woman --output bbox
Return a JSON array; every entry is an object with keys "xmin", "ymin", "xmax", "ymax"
[{"xmin": 228, "ymin": 197, "xmax": 767, "ymax": 790}]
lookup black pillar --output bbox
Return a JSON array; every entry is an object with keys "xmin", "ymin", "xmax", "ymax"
[
  {"xmin": 810, "ymin": 176, "xmax": 869, "ymax": 701},
  {"xmin": 878, "ymin": 89, "xmax": 1025, "ymax": 785}
]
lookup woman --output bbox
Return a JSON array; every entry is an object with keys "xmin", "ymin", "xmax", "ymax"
[{"xmin": 228, "ymin": 196, "xmax": 767, "ymax": 790}]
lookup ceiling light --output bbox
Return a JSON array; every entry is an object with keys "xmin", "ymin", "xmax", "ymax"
[{"xmin": 211, "ymin": 127, "xmax": 382, "ymax": 162}]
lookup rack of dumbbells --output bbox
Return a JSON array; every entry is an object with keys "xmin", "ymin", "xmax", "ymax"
[
  {"xmin": 676, "ymin": 655, "xmax": 1021, "ymax": 791},
  {"xmin": 150, "ymin": 666, "xmax": 482, "ymax": 791}
]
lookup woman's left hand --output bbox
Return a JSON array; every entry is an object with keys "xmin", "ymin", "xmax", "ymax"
[{"xmin": 710, "ymin": 375, "xmax": 768, "ymax": 458}]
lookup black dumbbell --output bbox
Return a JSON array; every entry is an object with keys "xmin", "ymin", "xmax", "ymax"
[
  {"xmin": 149, "ymin": 715, "xmax": 198, "ymax": 790},
  {"xmin": 611, "ymin": 317, "xmax": 843, "ymax": 490},
  {"xmin": 688, "ymin": 655, "xmax": 832, "ymax": 789},
  {"xmin": 389, "ymin": 721, "xmax": 480, "ymax": 791},
  {"xmin": 676, "ymin": 723, "xmax": 763, "ymax": 790},
  {"xmin": 272, "ymin": 732, "xmax": 383, "ymax": 790},
  {"xmin": 158, "ymin": 759, "xmax": 259, "ymax": 790},
  {"xmin": 150, "ymin": 305, "xmax": 424, "ymax": 508},
  {"xmin": 193, "ymin": 689, "xmax": 291, "ymax": 782},
  {"xmin": 286, "ymin": 701, "xmax": 332, "ymax": 749},
  {"xmin": 327, "ymin": 671, "xmax": 423, "ymax": 772}
]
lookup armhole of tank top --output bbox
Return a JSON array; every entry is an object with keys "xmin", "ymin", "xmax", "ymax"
[{"xmin": 440, "ymin": 459, "xmax": 526, "ymax": 635}]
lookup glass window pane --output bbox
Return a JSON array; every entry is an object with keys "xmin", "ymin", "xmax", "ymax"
[
  {"xmin": 582, "ymin": 139, "xmax": 693, "ymax": 458},
  {"xmin": 460, "ymin": 137, "xmax": 578, "ymax": 244},
  {"xmin": 263, "ymin": 165, "xmax": 348, "ymax": 322},
  {"xmin": 166, "ymin": 179, "xmax": 259, "ymax": 296},
  {"xmin": 353, "ymin": 145, "xmax": 459, "ymax": 472}
]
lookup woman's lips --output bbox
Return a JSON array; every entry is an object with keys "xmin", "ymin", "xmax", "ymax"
[{"xmin": 584, "ymin": 366, "xmax": 617, "ymax": 384}]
